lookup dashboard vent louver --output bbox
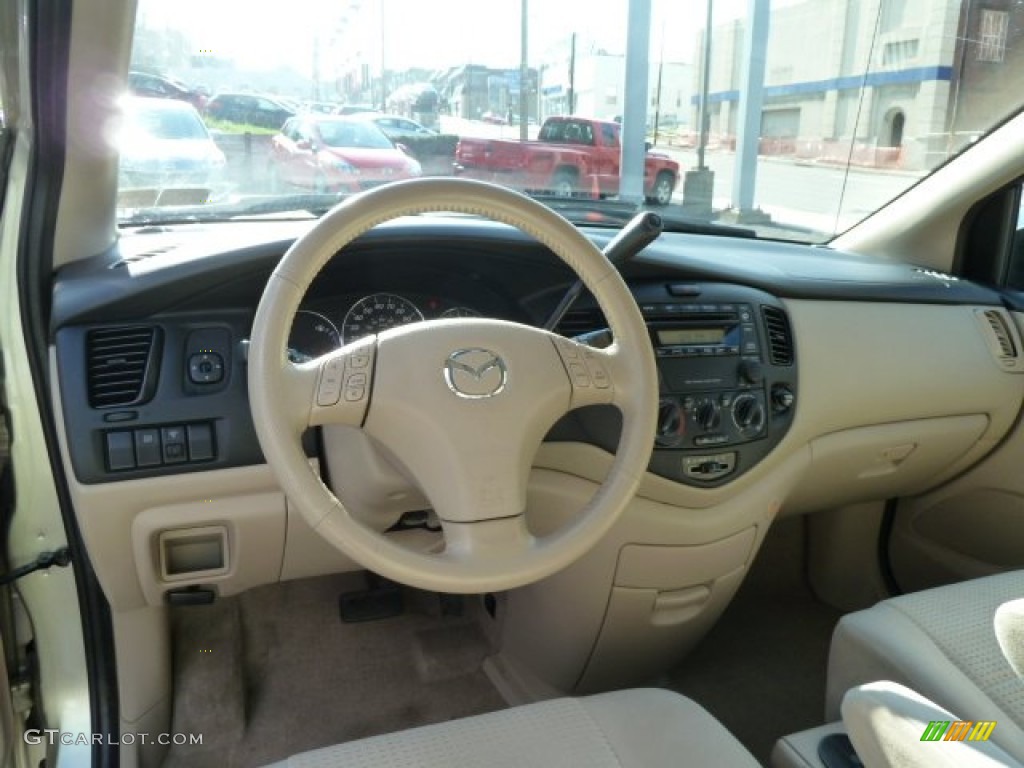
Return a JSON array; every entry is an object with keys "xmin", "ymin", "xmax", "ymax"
[
  {"xmin": 556, "ymin": 307, "xmax": 607, "ymax": 338},
  {"xmin": 983, "ymin": 310, "xmax": 1017, "ymax": 359},
  {"xmin": 87, "ymin": 326, "xmax": 158, "ymax": 408},
  {"xmin": 761, "ymin": 306, "xmax": 794, "ymax": 366}
]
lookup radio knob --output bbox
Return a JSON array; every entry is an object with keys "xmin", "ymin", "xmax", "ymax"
[
  {"xmin": 732, "ymin": 394, "xmax": 765, "ymax": 436},
  {"xmin": 695, "ymin": 399, "xmax": 721, "ymax": 432},
  {"xmin": 738, "ymin": 359, "xmax": 763, "ymax": 385},
  {"xmin": 655, "ymin": 399, "xmax": 684, "ymax": 447}
]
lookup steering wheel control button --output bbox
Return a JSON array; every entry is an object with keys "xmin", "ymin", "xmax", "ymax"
[
  {"xmin": 318, "ymin": 357, "xmax": 345, "ymax": 406},
  {"xmin": 343, "ymin": 372, "xmax": 367, "ymax": 402},
  {"xmin": 105, "ymin": 431, "xmax": 136, "ymax": 471},
  {"xmin": 134, "ymin": 428, "xmax": 162, "ymax": 467},
  {"xmin": 443, "ymin": 348, "xmax": 507, "ymax": 399},
  {"xmin": 187, "ymin": 424, "xmax": 215, "ymax": 462},
  {"xmin": 349, "ymin": 352, "xmax": 370, "ymax": 369},
  {"xmin": 188, "ymin": 352, "xmax": 224, "ymax": 384},
  {"xmin": 582, "ymin": 349, "xmax": 611, "ymax": 389},
  {"xmin": 161, "ymin": 426, "xmax": 187, "ymax": 463},
  {"xmin": 569, "ymin": 362, "xmax": 591, "ymax": 387}
]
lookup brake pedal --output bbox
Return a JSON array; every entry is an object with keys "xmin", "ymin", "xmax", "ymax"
[{"xmin": 338, "ymin": 573, "xmax": 404, "ymax": 623}]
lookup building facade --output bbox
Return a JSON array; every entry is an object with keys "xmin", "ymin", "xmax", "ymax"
[{"xmin": 694, "ymin": 0, "xmax": 1020, "ymax": 170}]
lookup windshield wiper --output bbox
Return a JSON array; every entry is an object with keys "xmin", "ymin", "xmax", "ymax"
[
  {"xmin": 118, "ymin": 193, "xmax": 347, "ymax": 227},
  {"xmin": 530, "ymin": 194, "xmax": 756, "ymax": 238}
]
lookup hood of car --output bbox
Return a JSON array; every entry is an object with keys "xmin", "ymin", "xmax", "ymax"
[
  {"xmin": 323, "ymin": 146, "xmax": 413, "ymax": 170},
  {"xmin": 121, "ymin": 137, "xmax": 224, "ymax": 168}
]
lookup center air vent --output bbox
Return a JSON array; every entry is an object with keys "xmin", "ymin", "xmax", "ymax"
[
  {"xmin": 87, "ymin": 326, "xmax": 160, "ymax": 408},
  {"xmin": 556, "ymin": 307, "xmax": 607, "ymax": 337},
  {"xmin": 761, "ymin": 306, "xmax": 794, "ymax": 366}
]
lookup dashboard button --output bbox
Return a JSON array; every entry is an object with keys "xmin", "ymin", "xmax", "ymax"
[
  {"xmin": 134, "ymin": 428, "xmax": 162, "ymax": 467},
  {"xmin": 161, "ymin": 426, "xmax": 187, "ymax": 464},
  {"xmin": 187, "ymin": 424, "xmax": 215, "ymax": 461},
  {"xmin": 188, "ymin": 353, "xmax": 224, "ymax": 384},
  {"xmin": 106, "ymin": 431, "xmax": 136, "ymax": 471}
]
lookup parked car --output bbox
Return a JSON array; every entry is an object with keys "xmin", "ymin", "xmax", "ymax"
[
  {"xmin": 204, "ymin": 92, "xmax": 295, "ymax": 130},
  {"xmin": 127, "ymin": 70, "xmax": 206, "ymax": 109},
  {"xmin": 301, "ymin": 101, "xmax": 340, "ymax": 115},
  {"xmin": 455, "ymin": 115, "xmax": 680, "ymax": 204},
  {"xmin": 116, "ymin": 97, "xmax": 225, "ymax": 190},
  {"xmin": 268, "ymin": 115, "xmax": 422, "ymax": 193},
  {"xmin": 353, "ymin": 113, "xmax": 437, "ymax": 140},
  {"xmin": 334, "ymin": 103, "xmax": 378, "ymax": 116}
]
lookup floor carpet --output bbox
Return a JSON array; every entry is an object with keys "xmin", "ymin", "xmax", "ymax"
[{"xmin": 162, "ymin": 572, "xmax": 506, "ymax": 768}]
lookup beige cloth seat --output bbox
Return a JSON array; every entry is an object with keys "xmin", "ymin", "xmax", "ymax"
[
  {"xmin": 827, "ymin": 570, "xmax": 1024, "ymax": 763},
  {"xmin": 261, "ymin": 688, "xmax": 760, "ymax": 767}
]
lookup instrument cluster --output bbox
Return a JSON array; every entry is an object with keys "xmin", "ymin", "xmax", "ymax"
[{"xmin": 287, "ymin": 292, "xmax": 482, "ymax": 363}]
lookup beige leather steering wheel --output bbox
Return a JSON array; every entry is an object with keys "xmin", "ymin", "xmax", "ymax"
[{"xmin": 249, "ymin": 178, "xmax": 657, "ymax": 593}]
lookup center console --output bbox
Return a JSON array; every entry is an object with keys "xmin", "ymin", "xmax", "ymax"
[{"xmin": 554, "ymin": 281, "xmax": 798, "ymax": 487}]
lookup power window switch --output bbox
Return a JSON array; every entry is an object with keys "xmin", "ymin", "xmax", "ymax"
[
  {"xmin": 134, "ymin": 428, "xmax": 162, "ymax": 467},
  {"xmin": 105, "ymin": 431, "xmax": 136, "ymax": 471}
]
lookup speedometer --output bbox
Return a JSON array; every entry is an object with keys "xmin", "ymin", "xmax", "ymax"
[{"xmin": 342, "ymin": 293, "xmax": 425, "ymax": 343}]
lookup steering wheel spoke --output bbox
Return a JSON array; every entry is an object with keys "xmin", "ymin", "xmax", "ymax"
[{"xmin": 307, "ymin": 336, "xmax": 377, "ymax": 427}]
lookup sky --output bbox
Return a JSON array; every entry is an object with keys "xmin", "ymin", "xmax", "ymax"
[{"xmin": 138, "ymin": 0, "xmax": 759, "ymax": 77}]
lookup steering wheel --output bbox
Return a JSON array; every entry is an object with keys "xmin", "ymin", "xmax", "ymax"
[{"xmin": 249, "ymin": 178, "xmax": 658, "ymax": 594}]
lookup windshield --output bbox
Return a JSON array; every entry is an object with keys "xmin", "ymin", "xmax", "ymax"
[{"xmin": 120, "ymin": 0, "xmax": 1024, "ymax": 242}]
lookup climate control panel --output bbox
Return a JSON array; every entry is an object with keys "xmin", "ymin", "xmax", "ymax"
[{"xmin": 640, "ymin": 282, "xmax": 798, "ymax": 486}]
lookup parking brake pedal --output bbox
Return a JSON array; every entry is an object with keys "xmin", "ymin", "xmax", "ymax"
[{"xmin": 339, "ymin": 572, "xmax": 404, "ymax": 623}]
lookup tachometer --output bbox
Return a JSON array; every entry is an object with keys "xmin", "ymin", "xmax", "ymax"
[
  {"xmin": 287, "ymin": 310, "xmax": 342, "ymax": 363},
  {"xmin": 342, "ymin": 293, "xmax": 424, "ymax": 343}
]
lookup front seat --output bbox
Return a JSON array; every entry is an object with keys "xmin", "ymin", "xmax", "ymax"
[
  {"xmin": 826, "ymin": 570, "xmax": 1024, "ymax": 762},
  {"xmin": 261, "ymin": 688, "xmax": 760, "ymax": 767}
]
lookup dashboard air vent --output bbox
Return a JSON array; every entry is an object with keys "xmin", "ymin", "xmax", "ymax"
[
  {"xmin": 974, "ymin": 309, "xmax": 1024, "ymax": 373},
  {"xmin": 556, "ymin": 307, "xmax": 607, "ymax": 338},
  {"xmin": 761, "ymin": 306, "xmax": 794, "ymax": 366},
  {"xmin": 87, "ymin": 326, "xmax": 158, "ymax": 408},
  {"xmin": 983, "ymin": 310, "xmax": 1016, "ymax": 358}
]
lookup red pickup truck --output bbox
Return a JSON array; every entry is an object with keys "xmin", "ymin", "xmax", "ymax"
[{"xmin": 454, "ymin": 116, "xmax": 680, "ymax": 205}]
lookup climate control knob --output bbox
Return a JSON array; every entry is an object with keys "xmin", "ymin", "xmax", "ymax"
[
  {"xmin": 655, "ymin": 398, "xmax": 685, "ymax": 447},
  {"xmin": 694, "ymin": 399, "xmax": 721, "ymax": 432},
  {"xmin": 732, "ymin": 394, "xmax": 765, "ymax": 437}
]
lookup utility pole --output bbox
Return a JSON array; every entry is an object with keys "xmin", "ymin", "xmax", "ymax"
[
  {"xmin": 653, "ymin": 30, "xmax": 665, "ymax": 145},
  {"xmin": 681, "ymin": 0, "xmax": 715, "ymax": 219},
  {"xmin": 568, "ymin": 32, "xmax": 576, "ymax": 114},
  {"xmin": 519, "ymin": 0, "xmax": 529, "ymax": 140},
  {"xmin": 696, "ymin": 0, "xmax": 712, "ymax": 170}
]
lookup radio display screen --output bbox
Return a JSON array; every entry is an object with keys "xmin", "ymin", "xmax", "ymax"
[{"xmin": 657, "ymin": 328, "xmax": 726, "ymax": 346}]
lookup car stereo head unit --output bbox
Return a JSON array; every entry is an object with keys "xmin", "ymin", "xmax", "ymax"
[{"xmin": 647, "ymin": 303, "xmax": 759, "ymax": 359}]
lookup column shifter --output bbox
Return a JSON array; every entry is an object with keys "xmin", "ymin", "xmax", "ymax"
[{"xmin": 544, "ymin": 211, "xmax": 663, "ymax": 337}]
